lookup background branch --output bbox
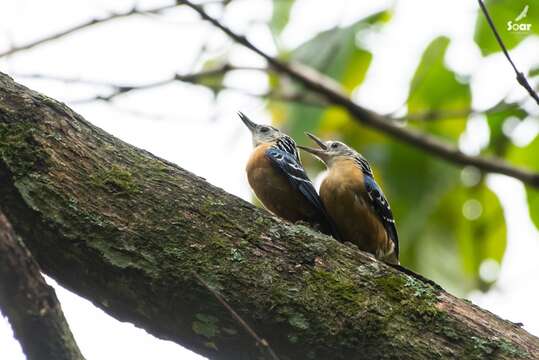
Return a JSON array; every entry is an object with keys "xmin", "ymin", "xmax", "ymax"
[
  {"xmin": 179, "ymin": 0, "xmax": 539, "ymax": 188},
  {"xmin": 15, "ymin": 67, "xmax": 326, "ymax": 107},
  {"xmin": 0, "ymin": 211, "xmax": 84, "ymax": 360},
  {"xmin": 0, "ymin": 4, "xmax": 182, "ymax": 58}
]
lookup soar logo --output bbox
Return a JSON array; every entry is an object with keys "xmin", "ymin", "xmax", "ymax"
[{"xmin": 507, "ymin": 5, "xmax": 532, "ymax": 32}]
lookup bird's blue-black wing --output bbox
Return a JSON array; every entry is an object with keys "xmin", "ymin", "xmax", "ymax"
[
  {"xmin": 364, "ymin": 175, "xmax": 399, "ymax": 257},
  {"xmin": 265, "ymin": 147, "xmax": 340, "ymax": 240}
]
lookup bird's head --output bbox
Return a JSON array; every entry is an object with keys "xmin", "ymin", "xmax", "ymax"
[
  {"xmin": 298, "ymin": 133, "xmax": 359, "ymax": 167},
  {"xmin": 238, "ymin": 112, "xmax": 283, "ymax": 147}
]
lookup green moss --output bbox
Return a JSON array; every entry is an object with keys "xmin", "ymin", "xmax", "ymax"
[
  {"xmin": 89, "ymin": 165, "xmax": 141, "ymax": 195},
  {"xmin": 288, "ymin": 313, "xmax": 309, "ymax": 330},
  {"xmin": 0, "ymin": 123, "xmax": 49, "ymax": 177},
  {"xmin": 467, "ymin": 336, "xmax": 496, "ymax": 358},
  {"xmin": 230, "ymin": 248, "xmax": 244, "ymax": 262},
  {"xmin": 221, "ymin": 327, "xmax": 238, "ymax": 336},
  {"xmin": 493, "ymin": 337, "xmax": 529, "ymax": 357},
  {"xmin": 439, "ymin": 323, "xmax": 460, "ymax": 341},
  {"xmin": 463, "ymin": 336, "xmax": 529, "ymax": 359},
  {"xmin": 374, "ymin": 273, "xmax": 407, "ymax": 300},
  {"xmin": 374, "ymin": 273, "xmax": 529, "ymax": 359},
  {"xmin": 192, "ymin": 313, "xmax": 220, "ymax": 339},
  {"xmin": 203, "ymin": 341, "xmax": 218, "ymax": 350},
  {"xmin": 288, "ymin": 333, "xmax": 299, "ymax": 343},
  {"xmin": 306, "ymin": 269, "xmax": 363, "ymax": 304}
]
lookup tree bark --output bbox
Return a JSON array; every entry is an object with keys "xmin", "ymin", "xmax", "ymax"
[
  {"xmin": 0, "ymin": 71, "xmax": 537, "ymax": 359},
  {"xmin": 0, "ymin": 211, "xmax": 85, "ymax": 360}
]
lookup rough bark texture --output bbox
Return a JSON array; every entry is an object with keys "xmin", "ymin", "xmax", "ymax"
[
  {"xmin": 0, "ymin": 211, "xmax": 85, "ymax": 360},
  {"xmin": 0, "ymin": 71, "xmax": 537, "ymax": 359}
]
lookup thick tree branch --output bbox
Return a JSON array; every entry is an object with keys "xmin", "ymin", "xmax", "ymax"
[
  {"xmin": 0, "ymin": 3, "xmax": 181, "ymax": 58},
  {"xmin": 0, "ymin": 211, "xmax": 84, "ymax": 360},
  {"xmin": 477, "ymin": 0, "xmax": 539, "ymax": 106},
  {"xmin": 0, "ymin": 72, "xmax": 538, "ymax": 359},
  {"xmin": 179, "ymin": 0, "xmax": 539, "ymax": 188}
]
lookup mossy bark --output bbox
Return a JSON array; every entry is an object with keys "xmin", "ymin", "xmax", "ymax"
[{"xmin": 0, "ymin": 71, "xmax": 537, "ymax": 359}]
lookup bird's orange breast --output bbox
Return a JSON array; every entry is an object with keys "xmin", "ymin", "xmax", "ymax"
[
  {"xmin": 246, "ymin": 144, "xmax": 318, "ymax": 223},
  {"xmin": 320, "ymin": 160, "xmax": 395, "ymax": 262}
]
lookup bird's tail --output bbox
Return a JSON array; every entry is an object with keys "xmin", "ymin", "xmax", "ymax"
[
  {"xmin": 387, "ymin": 263, "xmax": 443, "ymax": 290},
  {"xmin": 318, "ymin": 208, "xmax": 342, "ymax": 242}
]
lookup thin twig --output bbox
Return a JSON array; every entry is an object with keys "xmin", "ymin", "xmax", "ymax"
[
  {"xmin": 192, "ymin": 272, "xmax": 281, "ymax": 360},
  {"xmin": 15, "ymin": 68, "xmax": 326, "ymax": 107},
  {"xmin": 0, "ymin": 3, "xmax": 179, "ymax": 58},
  {"xmin": 477, "ymin": 0, "xmax": 539, "ymax": 106},
  {"xmin": 179, "ymin": 0, "xmax": 539, "ymax": 188}
]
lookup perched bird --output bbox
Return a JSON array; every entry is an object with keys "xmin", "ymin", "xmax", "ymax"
[
  {"xmin": 298, "ymin": 133, "xmax": 399, "ymax": 264},
  {"xmin": 238, "ymin": 112, "xmax": 338, "ymax": 238}
]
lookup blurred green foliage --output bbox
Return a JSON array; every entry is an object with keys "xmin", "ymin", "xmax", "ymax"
[
  {"xmin": 266, "ymin": 0, "xmax": 539, "ymax": 296},
  {"xmin": 508, "ymin": 138, "xmax": 539, "ymax": 229},
  {"xmin": 214, "ymin": 1, "xmax": 538, "ymax": 295},
  {"xmin": 408, "ymin": 36, "xmax": 470, "ymax": 138}
]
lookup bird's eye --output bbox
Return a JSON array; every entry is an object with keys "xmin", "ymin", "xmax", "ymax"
[
  {"xmin": 331, "ymin": 143, "xmax": 339, "ymax": 149},
  {"xmin": 260, "ymin": 127, "xmax": 269, "ymax": 133}
]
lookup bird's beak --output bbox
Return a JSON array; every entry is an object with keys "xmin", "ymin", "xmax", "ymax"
[
  {"xmin": 238, "ymin": 112, "xmax": 257, "ymax": 132},
  {"xmin": 298, "ymin": 132, "xmax": 328, "ymax": 157}
]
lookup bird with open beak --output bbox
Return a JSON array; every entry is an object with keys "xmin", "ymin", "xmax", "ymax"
[
  {"xmin": 238, "ymin": 113, "xmax": 339, "ymax": 239},
  {"xmin": 298, "ymin": 133, "xmax": 399, "ymax": 264}
]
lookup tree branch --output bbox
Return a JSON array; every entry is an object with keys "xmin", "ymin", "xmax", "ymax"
[
  {"xmin": 1, "ymin": 72, "xmax": 538, "ymax": 359},
  {"xmin": 0, "ymin": 211, "xmax": 84, "ymax": 360},
  {"xmin": 0, "ymin": 3, "xmax": 180, "ymax": 58},
  {"xmin": 179, "ymin": 0, "xmax": 539, "ymax": 188},
  {"xmin": 477, "ymin": 0, "xmax": 539, "ymax": 106},
  {"xmin": 14, "ymin": 67, "xmax": 327, "ymax": 108}
]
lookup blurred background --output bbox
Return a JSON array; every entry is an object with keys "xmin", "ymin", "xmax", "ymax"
[{"xmin": 0, "ymin": 0, "xmax": 538, "ymax": 359}]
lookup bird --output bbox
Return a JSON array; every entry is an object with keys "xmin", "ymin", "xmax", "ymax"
[
  {"xmin": 298, "ymin": 133, "xmax": 399, "ymax": 264},
  {"xmin": 238, "ymin": 112, "xmax": 339, "ymax": 238}
]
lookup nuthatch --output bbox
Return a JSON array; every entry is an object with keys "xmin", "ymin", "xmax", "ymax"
[
  {"xmin": 238, "ymin": 112, "xmax": 338, "ymax": 238},
  {"xmin": 299, "ymin": 133, "xmax": 398, "ymax": 264}
]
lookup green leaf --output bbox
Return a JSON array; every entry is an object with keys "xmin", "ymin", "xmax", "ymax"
[
  {"xmin": 408, "ymin": 36, "xmax": 471, "ymax": 139},
  {"xmin": 484, "ymin": 101, "xmax": 528, "ymax": 155},
  {"xmin": 288, "ymin": 313, "xmax": 309, "ymax": 330},
  {"xmin": 474, "ymin": 0, "xmax": 539, "ymax": 56},
  {"xmin": 412, "ymin": 180, "xmax": 507, "ymax": 295},
  {"xmin": 457, "ymin": 186, "xmax": 506, "ymax": 279},
  {"xmin": 192, "ymin": 313, "xmax": 220, "ymax": 339},
  {"xmin": 526, "ymin": 189, "xmax": 539, "ymax": 230},
  {"xmin": 290, "ymin": 26, "xmax": 373, "ymax": 99},
  {"xmin": 507, "ymin": 136, "xmax": 539, "ymax": 229},
  {"xmin": 196, "ymin": 57, "xmax": 229, "ymax": 96},
  {"xmin": 270, "ymin": 0, "xmax": 295, "ymax": 36},
  {"xmin": 270, "ymin": 11, "xmax": 391, "ymax": 140}
]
